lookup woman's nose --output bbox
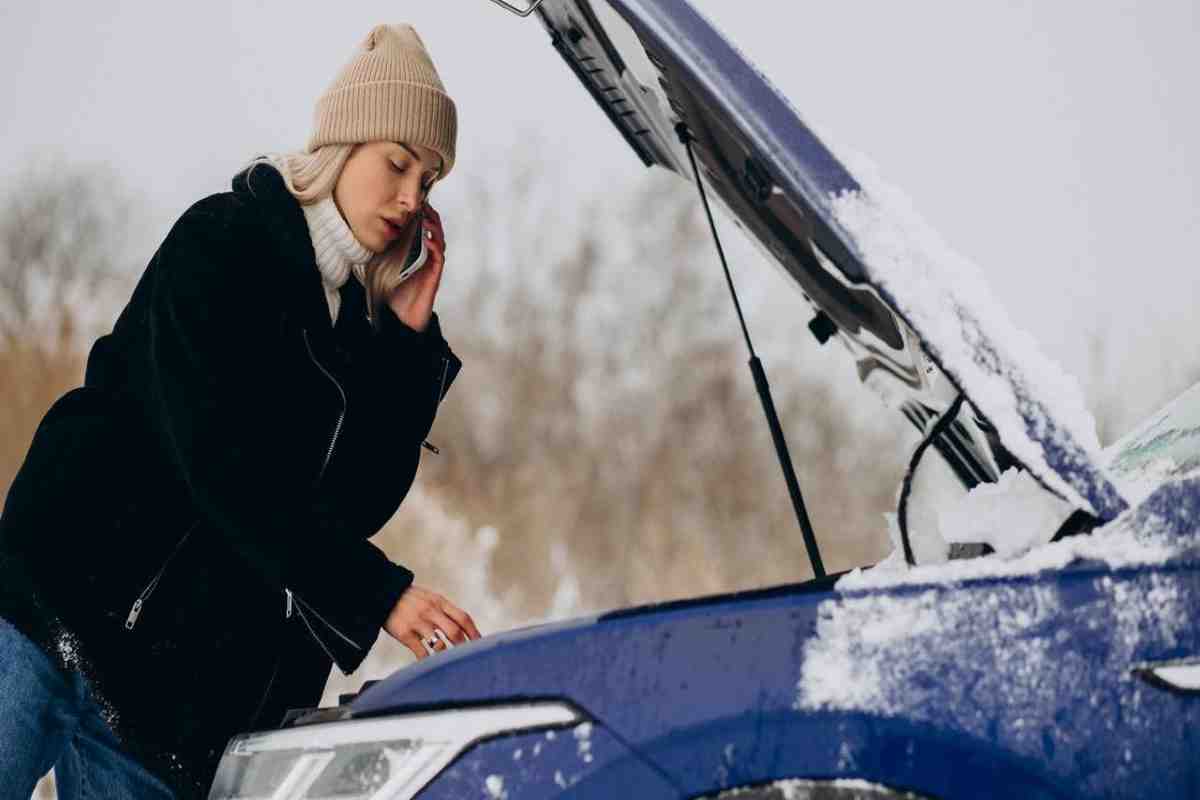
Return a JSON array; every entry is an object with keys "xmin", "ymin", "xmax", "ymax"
[{"xmin": 396, "ymin": 183, "xmax": 425, "ymax": 212}]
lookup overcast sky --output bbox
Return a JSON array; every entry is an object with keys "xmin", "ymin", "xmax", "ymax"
[{"xmin": 3, "ymin": 0, "xmax": 1198, "ymax": 432}]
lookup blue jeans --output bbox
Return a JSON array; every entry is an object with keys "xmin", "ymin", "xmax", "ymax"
[{"xmin": 0, "ymin": 616, "xmax": 175, "ymax": 799}]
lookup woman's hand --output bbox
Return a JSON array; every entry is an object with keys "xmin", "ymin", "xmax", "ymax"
[
  {"xmin": 384, "ymin": 583, "xmax": 481, "ymax": 659},
  {"xmin": 387, "ymin": 203, "xmax": 446, "ymax": 333}
]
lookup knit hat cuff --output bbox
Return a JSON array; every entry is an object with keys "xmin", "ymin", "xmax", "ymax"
[{"xmin": 307, "ymin": 81, "xmax": 457, "ymax": 178}]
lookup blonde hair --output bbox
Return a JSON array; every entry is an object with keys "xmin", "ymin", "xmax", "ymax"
[{"xmin": 242, "ymin": 144, "xmax": 424, "ymax": 332}]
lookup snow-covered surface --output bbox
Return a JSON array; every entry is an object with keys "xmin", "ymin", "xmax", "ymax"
[
  {"xmin": 839, "ymin": 475, "xmax": 1193, "ymax": 594},
  {"xmin": 796, "ymin": 565, "xmax": 1188, "ymax": 718},
  {"xmin": 572, "ymin": 721, "xmax": 594, "ymax": 764},
  {"xmin": 712, "ymin": 777, "xmax": 915, "ymax": 798},
  {"xmin": 936, "ymin": 467, "xmax": 1076, "ymax": 557},
  {"xmin": 614, "ymin": 0, "xmax": 1121, "ymax": 521},
  {"xmin": 825, "ymin": 147, "xmax": 1126, "ymax": 521},
  {"xmin": 797, "ymin": 470, "xmax": 1198, "ymax": 746},
  {"xmin": 794, "ymin": 484, "xmax": 1195, "ymax": 798},
  {"xmin": 878, "ymin": 457, "xmax": 1074, "ymax": 570},
  {"xmin": 484, "ymin": 774, "xmax": 507, "ymax": 799},
  {"xmin": 868, "ymin": 380, "xmax": 1200, "ymax": 573}
]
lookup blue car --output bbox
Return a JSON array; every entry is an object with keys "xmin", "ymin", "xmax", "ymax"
[{"xmin": 208, "ymin": 1, "xmax": 1199, "ymax": 798}]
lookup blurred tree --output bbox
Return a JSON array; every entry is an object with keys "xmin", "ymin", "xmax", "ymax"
[
  {"xmin": 0, "ymin": 158, "xmax": 137, "ymax": 505},
  {"xmin": 378, "ymin": 139, "xmax": 903, "ymax": 629}
]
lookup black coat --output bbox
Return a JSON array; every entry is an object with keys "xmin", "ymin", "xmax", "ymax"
[{"xmin": 0, "ymin": 161, "xmax": 462, "ymax": 797}]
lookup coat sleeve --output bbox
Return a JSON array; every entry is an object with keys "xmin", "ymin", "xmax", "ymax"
[{"xmin": 144, "ymin": 199, "xmax": 440, "ymax": 673}]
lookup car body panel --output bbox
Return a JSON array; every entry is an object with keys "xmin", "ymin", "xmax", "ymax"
[
  {"xmin": 214, "ymin": 3, "xmax": 1200, "ymax": 798},
  {"xmin": 353, "ymin": 4, "xmax": 1200, "ymax": 796},
  {"xmin": 355, "ymin": 522, "xmax": 1200, "ymax": 797},
  {"xmin": 415, "ymin": 720, "xmax": 679, "ymax": 799}
]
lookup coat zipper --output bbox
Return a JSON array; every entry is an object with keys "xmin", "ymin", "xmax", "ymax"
[
  {"xmin": 247, "ymin": 655, "xmax": 281, "ymax": 729},
  {"xmin": 435, "ymin": 354, "xmax": 450, "ymax": 407},
  {"xmin": 421, "ymin": 355, "xmax": 451, "ymax": 455},
  {"xmin": 283, "ymin": 329, "xmax": 363, "ymax": 661},
  {"xmin": 124, "ymin": 518, "xmax": 201, "ymax": 630},
  {"xmin": 285, "ymin": 588, "xmax": 362, "ymax": 649},
  {"xmin": 303, "ymin": 328, "xmax": 347, "ymax": 486},
  {"xmin": 126, "ymin": 330, "xmax": 350, "ymax": 637}
]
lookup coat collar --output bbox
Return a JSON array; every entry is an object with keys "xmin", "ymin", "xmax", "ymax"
[{"xmin": 230, "ymin": 160, "xmax": 373, "ymax": 344}]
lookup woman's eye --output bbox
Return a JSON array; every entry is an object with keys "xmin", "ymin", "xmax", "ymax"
[{"xmin": 390, "ymin": 161, "xmax": 406, "ymax": 173}]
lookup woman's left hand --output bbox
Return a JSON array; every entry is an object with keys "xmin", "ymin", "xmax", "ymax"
[
  {"xmin": 387, "ymin": 203, "xmax": 446, "ymax": 333},
  {"xmin": 383, "ymin": 583, "xmax": 481, "ymax": 660}
]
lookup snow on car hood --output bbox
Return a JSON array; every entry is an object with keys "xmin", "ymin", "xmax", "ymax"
[
  {"xmin": 537, "ymin": 0, "xmax": 1127, "ymax": 521},
  {"xmin": 794, "ymin": 471, "xmax": 1199, "ymax": 795}
]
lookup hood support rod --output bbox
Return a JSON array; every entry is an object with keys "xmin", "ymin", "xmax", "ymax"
[{"xmin": 676, "ymin": 122, "xmax": 826, "ymax": 579}]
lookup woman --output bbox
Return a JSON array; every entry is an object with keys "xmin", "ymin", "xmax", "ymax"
[{"xmin": 0, "ymin": 23, "xmax": 480, "ymax": 798}]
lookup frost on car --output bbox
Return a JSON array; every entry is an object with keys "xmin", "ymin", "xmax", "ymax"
[{"xmin": 207, "ymin": 1, "xmax": 1198, "ymax": 798}]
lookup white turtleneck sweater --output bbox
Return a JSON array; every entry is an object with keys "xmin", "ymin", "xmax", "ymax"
[{"xmin": 300, "ymin": 194, "xmax": 376, "ymax": 326}]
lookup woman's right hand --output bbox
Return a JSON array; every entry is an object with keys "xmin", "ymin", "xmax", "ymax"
[
  {"xmin": 384, "ymin": 583, "xmax": 481, "ymax": 660},
  {"xmin": 386, "ymin": 204, "xmax": 446, "ymax": 333}
]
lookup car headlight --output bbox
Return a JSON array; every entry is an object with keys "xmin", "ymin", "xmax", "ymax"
[{"xmin": 208, "ymin": 701, "xmax": 582, "ymax": 800}]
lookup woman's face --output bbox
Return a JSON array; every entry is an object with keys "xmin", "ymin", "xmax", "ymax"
[{"xmin": 333, "ymin": 140, "xmax": 443, "ymax": 253}]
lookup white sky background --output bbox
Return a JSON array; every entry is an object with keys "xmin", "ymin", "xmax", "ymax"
[{"xmin": 2, "ymin": 0, "xmax": 1198, "ymax": 438}]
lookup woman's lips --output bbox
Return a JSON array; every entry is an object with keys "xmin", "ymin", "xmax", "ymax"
[{"xmin": 382, "ymin": 217, "xmax": 405, "ymax": 238}]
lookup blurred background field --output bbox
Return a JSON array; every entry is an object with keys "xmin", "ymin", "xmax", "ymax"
[
  {"xmin": 11, "ymin": 146, "xmax": 920, "ymax": 796},
  {"xmin": 6, "ymin": 2, "xmax": 1199, "ymax": 795},
  {"xmin": 2, "ymin": 141, "xmax": 912, "ymax": 680},
  {"xmin": 5, "ymin": 138, "xmax": 1198, "ymax": 740},
  {"xmin": 9, "ymin": 128, "xmax": 1200, "ymax": 800}
]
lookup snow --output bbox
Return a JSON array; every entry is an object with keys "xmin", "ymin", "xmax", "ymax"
[
  {"xmin": 484, "ymin": 774, "xmax": 507, "ymax": 799},
  {"xmin": 794, "ymin": 569, "xmax": 1183, "ymax": 755},
  {"xmin": 54, "ymin": 629, "xmax": 81, "ymax": 669},
  {"xmin": 880, "ymin": 443, "xmax": 965, "ymax": 566},
  {"xmin": 573, "ymin": 721, "xmax": 594, "ymax": 763},
  {"xmin": 879, "ymin": 457, "xmax": 1073, "ymax": 569},
  {"xmin": 825, "ymin": 146, "xmax": 1126, "ymax": 521},
  {"xmin": 709, "ymin": 777, "xmax": 911, "ymax": 798},
  {"xmin": 868, "ymin": 379, "xmax": 1200, "ymax": 570},
  {"xmin": 937, "ymin": 467, "xmax": 1076, "ymax": 557},
  {"xmin": 795, "ymin": 473, "xmax": 1198, "ymax": 748},
  {"xmin": 837, "ymin": 487, "xmax": 1180, "ymax": 594}
]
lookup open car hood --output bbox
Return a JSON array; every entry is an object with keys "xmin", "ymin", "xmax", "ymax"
[{"xmin": 535, "ymin": 0, "xmax": 1128, "ymax": 521}]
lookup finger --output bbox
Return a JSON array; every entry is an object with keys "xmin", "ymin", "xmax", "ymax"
[
  {"xmin": 417, "ymin": 626, "xmax": 448, "ymax": 653},
  {"xmin": 422, "ymin": 207, "xmax": 446, "ymax": 245},
  {"xmin": 422, "ymin": 217, "xmax": 445, "ymax": 252},
  {"xmin": 423, "ymin": 234, "xmax": 444, "ymax": 261},
  {"xmin": 422, "ymin": 240, "xmax": 445, "ymax": 293},
  {"xmin": 398, "ymin": 633, "xmax": 428, "ymax": 661},
  {"xmin": 439, "ymin": 600, "xmax": 482, "ymax": 640},
  {"xmin": 405, "ymin": 236, "xmax": 442, "ymax": 292},
  {"xmin": 425, "ymin": 608, "xmax": 467, "ymax": 645}
]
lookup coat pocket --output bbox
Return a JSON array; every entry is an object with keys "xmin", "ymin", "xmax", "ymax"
[
  {"xmin": 284, "ymin": 587, "xmax": 365, "ymax": 675},
  {"xmin": 124, "ymin": 518, "xmax": 201, "ymax": 630}
]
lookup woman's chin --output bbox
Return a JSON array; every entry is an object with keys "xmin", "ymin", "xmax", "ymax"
[{"xmin": 362, "ymin": 235, "xmax": 390, "ymax": 255}]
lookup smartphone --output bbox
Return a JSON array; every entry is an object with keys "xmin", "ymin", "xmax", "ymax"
[{"xmin": 397, "ymin": 217, "xmax": 429, "ymax": 284}]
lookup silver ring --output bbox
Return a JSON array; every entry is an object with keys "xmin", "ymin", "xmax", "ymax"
[{"xmin": 424, "ymin": 635, "xmax": 439, "ymax": 649}]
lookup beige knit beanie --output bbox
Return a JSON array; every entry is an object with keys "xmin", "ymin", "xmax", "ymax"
[{"xmin": 308, "ymin": 23, "xmax": 457, "ymax": 179}]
